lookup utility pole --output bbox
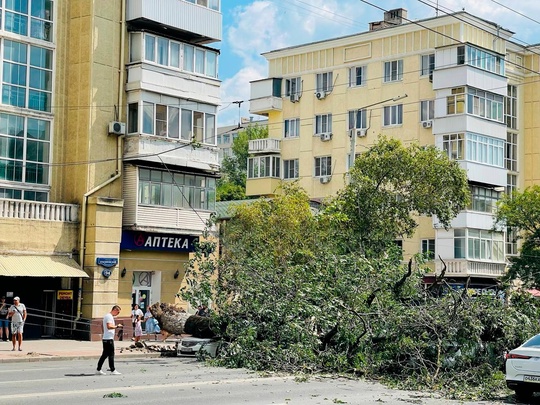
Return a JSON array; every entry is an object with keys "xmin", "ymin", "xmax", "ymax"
[{"xmin": 232, "ymin": 100, "xmax": 243, "ymax": 129}]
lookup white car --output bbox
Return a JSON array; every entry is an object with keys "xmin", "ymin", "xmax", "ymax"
[
  {"xmin": 506, "ymin": 334, "xmax": 540, "ymax": 400},
  {"xmin": 177, "ymin": 337, "xmax": 220, "ymax": 357}
]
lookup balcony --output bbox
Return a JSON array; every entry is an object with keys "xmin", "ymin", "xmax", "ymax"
[
  {"xmin": 432, "ymin": 64, "xmax": 506, "ymax": 96},
  {"xmin": 126, "ymin": 0, "xmax": 222, "ymax": 44},
  {"xmin": 125, "ymin": 205, "xmax": 213, "ymax": 234},
  {"xmin": 433, "ymin": 210, "xmax": 498, "ymax": 231},
  {"xmin": 248, "ymin": 138, "xmax": 281, "ymax": 154},
  {"xmin": 124, "ymin": 136, "xmax": 220, "ymax": 174},
  {"xmin": 249, "ymin": 78, "xmax": 283, "ymax": 116},
  {"xmin": 0, "ymin": 199, "xmax": 79, "ymax": 222},
  {"xmin": 434, "ymin": 259, "xmax": 506, "ymax": 278}
]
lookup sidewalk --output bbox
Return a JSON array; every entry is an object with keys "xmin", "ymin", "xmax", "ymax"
[{"xmin": 0, "ymin": 337, "xmax": 175, "ymax": 363}]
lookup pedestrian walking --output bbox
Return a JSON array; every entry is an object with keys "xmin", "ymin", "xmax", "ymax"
[
  {"xmin": 0, "ymin": 296, "xmax": 9, "ymax": 342},
  {"xmin": 96, "ymin": 305, "xmax": 123, "ymax": 375},
  {"xmin": 7, "ymin": 297, "xmax": 26, "ymax": 351}
]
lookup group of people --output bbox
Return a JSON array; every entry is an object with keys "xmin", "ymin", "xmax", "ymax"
[
  {"xmin": 0, "ymin": 296, "xmax": 27, "ymax": 351},
  {"xmin": 130, "ymin": 304, "xmax": 161, "ymax": 343}
]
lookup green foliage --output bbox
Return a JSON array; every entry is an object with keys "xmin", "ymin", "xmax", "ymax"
[
  {"xmin": 495, "ymin": 185, "xmax": 540, "ymax": 286},
  {"xmin": 183, "ymin": 138, "xmax": 538, "ymax": 401},
  {"xmin": 217, "ymin": 124, "xmax": 268, "ymax": 201}
]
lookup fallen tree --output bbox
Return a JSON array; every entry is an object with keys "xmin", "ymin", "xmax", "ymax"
[{"xmin": 149, "ymin": 302, "xmax": 213, "ymax": 339}]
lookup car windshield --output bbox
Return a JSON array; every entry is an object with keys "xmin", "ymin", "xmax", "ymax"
[{"xmin": 523, "ymin": 335, "xmax": 540, "ymax": 347}]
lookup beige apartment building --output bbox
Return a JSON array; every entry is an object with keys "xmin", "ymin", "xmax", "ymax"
[
  {"xmin": 248, "ymin": 9, "xmax": 539, "ymax": 291},
  {"xmin": 0, "ymin": 0, "xmax": 221, "ymax": 340}
]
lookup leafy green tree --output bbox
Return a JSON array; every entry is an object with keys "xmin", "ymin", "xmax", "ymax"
[
  {"xmin": 325, "ymin": 136, "xmax": 470, "ymax": 255},
  {"xmin": 217, "ymin": 124, "xmax": 268, "ymax": 201},
  {"xmin": 495, "ymin": 185, "xmax": 540, "ymax": 286}
]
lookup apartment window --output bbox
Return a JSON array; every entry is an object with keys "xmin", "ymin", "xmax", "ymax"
[
  {"xmin": 348, "ymin": 109, "xmax": 367, "ymax": 129},
  {"xmin": 140, "ymin": 33, "xmax": 218, "ymax": 78},
  {"xmin": 138, "ymin": 168, "xmax": 216, "ymax": 211},
  {"xmin": 349, "ymin": 66, "xmax": 366, "ymax": 87},
  {"xmin": 467, "ymin": 88, "xmax": 504, "ymax": 122},
  {"xmin": 0, "ymin": 113, "xmax": 50, "ymax": 187},
  {"xmin": 315, "ymin": 114, "xmax": 332, "ymax": 134},
  {"xmin": 138, "ymin": 101, "xmax": 215, "ymax": 144},
  {"xmin": 466, "ymin": 133, "xmax": 504, "ymax": 167},
  {"xmin": 186, "ymin": 0, "xmax": 220, "ymax": 11},
  {"xmin": 315, "ymin": 156, "xmax": 332, "ymax": 177},
  {"xmin": 284, "ymin": 118, "xmax": 300, "ymax": 138},
  {"xmin": 443, "ymin": 133, "xmax": 464, "ymax": 160},
  {"xmin": 506, "ymin": 228, "xmax": 518, "ymax": 256},
  {"xmin": 316, "ymin": 72, "xmax": 333, "ymax": 93},
  {"xmin": 454, "ymin": 229, "xmax": 504, "ymax": 261},
  {"xmin": 247, "ymin": 156, "xmax": 280, "ymax": 179},
  {"xmin": 2, "ymin": 40, "xmax": 52, "ymax": 112},
  {"xmin": 421, "ymin": 239, "xmax": 435, "ymax": 260},
  {"xmin": 383, "ymin": 60, "xmax": 403, "ymax": 82},
  {"xmin": 421, "ymin": 54, "xmax": 435, "ymax": 76},
  {"xmin": 506, "ymin": 132, "xmax": 517, "ymax": 172},
  {"xmin": 5, "ymin": 0, "xmax": 53, "ymax": 41},
  {"xmin": 283, "ymin": 159, "xmax": 299, "ymax": 180},
  {"xmin": 383, "ymin": 105, "xmax": 403, "ymax": 126},
  {"xmin": 506, "ymin": 85, "xmax": 517, "ymax": 129},
  {"xmin": 447, "ymin": 87, "xmax": 465, "ymax": 115},
  {"xmin": 285, "ymin": 77, "xmax": 301, "ymax": 97},
  {"xmin": 507, "ymin": 173, "xmax": 517, "ymax": 195},
  {"xmin": 420, "ymin": 100, "xmax": 434, "ymax": 121},
  {"xmin": 457, "ymin": 45, "xmax": 504, "ymax": 76},
  {"xmin": 469, "ymin": 186, "xmax": 500, "ymax": 213}
]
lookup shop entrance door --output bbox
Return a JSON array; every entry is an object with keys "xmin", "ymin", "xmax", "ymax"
[
  {"xmin": 132, "ymin": 271, "xmax": 153, "ymax": 313},
  {"xmin": 42, "ymin": 290, "xmax": 55, "ymax": 337}
]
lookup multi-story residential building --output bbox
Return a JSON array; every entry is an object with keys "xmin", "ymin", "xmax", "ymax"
[
  {"xmin": 217, "ymin": 119, "xmax": 268, "ymax": 163},
  {"xmin": 0, "ymin": 0, "xmax": 221, "ymax": 339},
  {"xmin": 248, "ymin": 8, "xmax": 537, "ymax": 290}
]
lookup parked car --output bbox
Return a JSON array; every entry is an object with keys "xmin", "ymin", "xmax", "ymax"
[
  {"xmin": 177, "ymin": 336, "xmax": 220, "ymax": 357},
  {"xmin": 506, "ymin": 334, "xmax": 540, "ymax": 400}
]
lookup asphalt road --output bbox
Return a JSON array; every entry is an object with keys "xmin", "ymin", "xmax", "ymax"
[{"xmin": 0, "ymin": 356, "xmax": 514, "ymax": 405}]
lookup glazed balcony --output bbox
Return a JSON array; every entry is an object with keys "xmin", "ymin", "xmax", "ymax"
[
  {"xmin": 126, "ymin": 0, "xmax": 222, "ymax": 44},
  {"xmin": 249, "ymin": 78, "xmax": 283, "ymax": 116}
]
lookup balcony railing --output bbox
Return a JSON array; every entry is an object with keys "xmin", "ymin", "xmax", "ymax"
[
  {"xmin": 248, "ymin": 138, "xmax": 281, "ymax": 154},
  {"xmin": 434, "ymin": 259, "xmax": 506, "ymax": 278},
  {"xmin": 0, "ymin": 199, "xmax": 79, "ymax": 222}
]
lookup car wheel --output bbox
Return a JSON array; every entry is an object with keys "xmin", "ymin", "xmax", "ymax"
[{"xmin": 515, "ymin": 388, "xmax": 534, "ymax": 402}]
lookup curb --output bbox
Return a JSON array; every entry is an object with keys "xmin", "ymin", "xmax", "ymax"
[{"xmin": 0, "ymin": 352, "xmax": 163, "ymax": 364}]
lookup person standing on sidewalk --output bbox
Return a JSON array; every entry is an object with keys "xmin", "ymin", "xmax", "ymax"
[
  {"xmin": 96, "ymin": 305, "xmax": 123, "ymax": 375},
  {"xmin": 7, "ymin": 296, "xmax": 26, "ymax": 351},
  {"xmin": 0, "ymin": 296, "xmax": 9, "ymax": 342}
]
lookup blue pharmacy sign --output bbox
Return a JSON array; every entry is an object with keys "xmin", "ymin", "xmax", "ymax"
[{"xmin": 120, "ymin": 231, "xmax": 198, "ymax": 252}]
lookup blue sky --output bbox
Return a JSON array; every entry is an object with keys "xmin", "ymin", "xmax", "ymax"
[{"xmin": 217, "ymin": 0, "xmax": 540, "ymax": 126}]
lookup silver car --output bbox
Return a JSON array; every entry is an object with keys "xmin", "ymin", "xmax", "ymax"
[{"xmin": 177, "ymin": 337, "xmax": 220, "ymax": 357}]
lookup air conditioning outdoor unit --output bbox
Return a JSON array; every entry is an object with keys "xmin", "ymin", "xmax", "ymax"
[
  {"xmin": 357, "ymin": 129, "xmax": 367, "ymax": 137},
  {"xmin": 422, "ymin": 120, "xmax": 432, "ymax": 129},
  {"xmin": 320, "ymin": 175, "xmax": 331, "ymax": 184},
  {"xmin": 320, "ymin": 132, "xmax": 332, "ymax": 142},
  {"xmin": 290, "ymin": 93, "xmax": 300, "ymax": 102},
  {"xmin": 108, "ymin": 121, "xmax": 126, "ymax": 135},
  {"xmin": 315, "ymin": 91, "xmax": 327, "ymax": 100}
]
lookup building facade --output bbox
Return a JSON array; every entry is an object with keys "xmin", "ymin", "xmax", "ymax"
[
  {"xmin": 0, "ymin": 0, "xmax": 221, "ymax": 340},
  {"xmin": 248, "ymin": 9, "xmax": 537, "ymax": 290}
]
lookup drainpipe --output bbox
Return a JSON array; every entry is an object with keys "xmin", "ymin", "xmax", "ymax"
[{"xmin": 75, "ymin": 0, "xmax": 127, "ymax": 327}]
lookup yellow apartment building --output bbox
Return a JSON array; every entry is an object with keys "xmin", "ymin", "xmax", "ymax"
[
  {"xmin": 248, "ymin": 8, "xmax": 538, "ymax": 291},
  {"xmin": 0, "ymin": 0, "xmax": 221, "ymax": 340}
]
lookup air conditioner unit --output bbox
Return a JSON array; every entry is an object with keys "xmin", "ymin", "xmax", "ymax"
[
  {"xmin": 422, "ymin": 120, "xmax": 432, "ymax": 129},
  {"xmin": 108, "ymin": 121, "xmax": 126, "ymax": 135},
  {"xmin": 357, "ymin": 129, "xmax": 367, "ymax": 137},
  {"xmin": 320, "ymin": 132, "xmax": 332, "ymax": 142},
  {"xmin": 320, "ymin": 175, "xmax": 331, "ymax": 184},
  {"xmin": 315, "ymin": 91, "xmax": 327, "ymax": 100},
  {"xmin": 290, "ymin": 93, "xmax": 300, "ymax": 102}
]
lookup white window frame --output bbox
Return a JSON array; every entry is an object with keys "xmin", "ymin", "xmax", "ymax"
[
  {"xmin": 315, "ymin": 156, "xmax": 332, "ymax": 177},
  {"xmin": 348, "ymin": 109, "xmax": 367, "ymax": 129},
  {"xmin": 283, "ymin": 159, "xmax": 299, "ymax": 180},
  {"xmin": 315, "ymin": 114, "xmax": 332, "ymax": 134},
  {"xmin": 383, "ymin": 59, "xmax": 403, "ymax": 82},
  {"xmin": 420, "ymin": 100, "xmax": 434, "ymax": 122},
  {"xmin": 383, "ymin": 105, "xmax": 403, "ymax": 126},
  {"xmin": 285, "ymin": 77, "xmax": 301, "ymax": 97},
  {"xmin": 420, "ymin": 54, "xmax": 435, "ymax": 77},
  {"xmin": 316, "ymin": 72, "xmax": 333, "ymax": 93},
  {"xmin": 421, "ymin": 239, "xmax": 435, "ymax": 260},
  {"xmin": 284, "ymin": 118, "xmax": 300, "ymax": 138},
  {"xmin": 349, "ymin": 66, "xmax": 366, "ymax": 87}
]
